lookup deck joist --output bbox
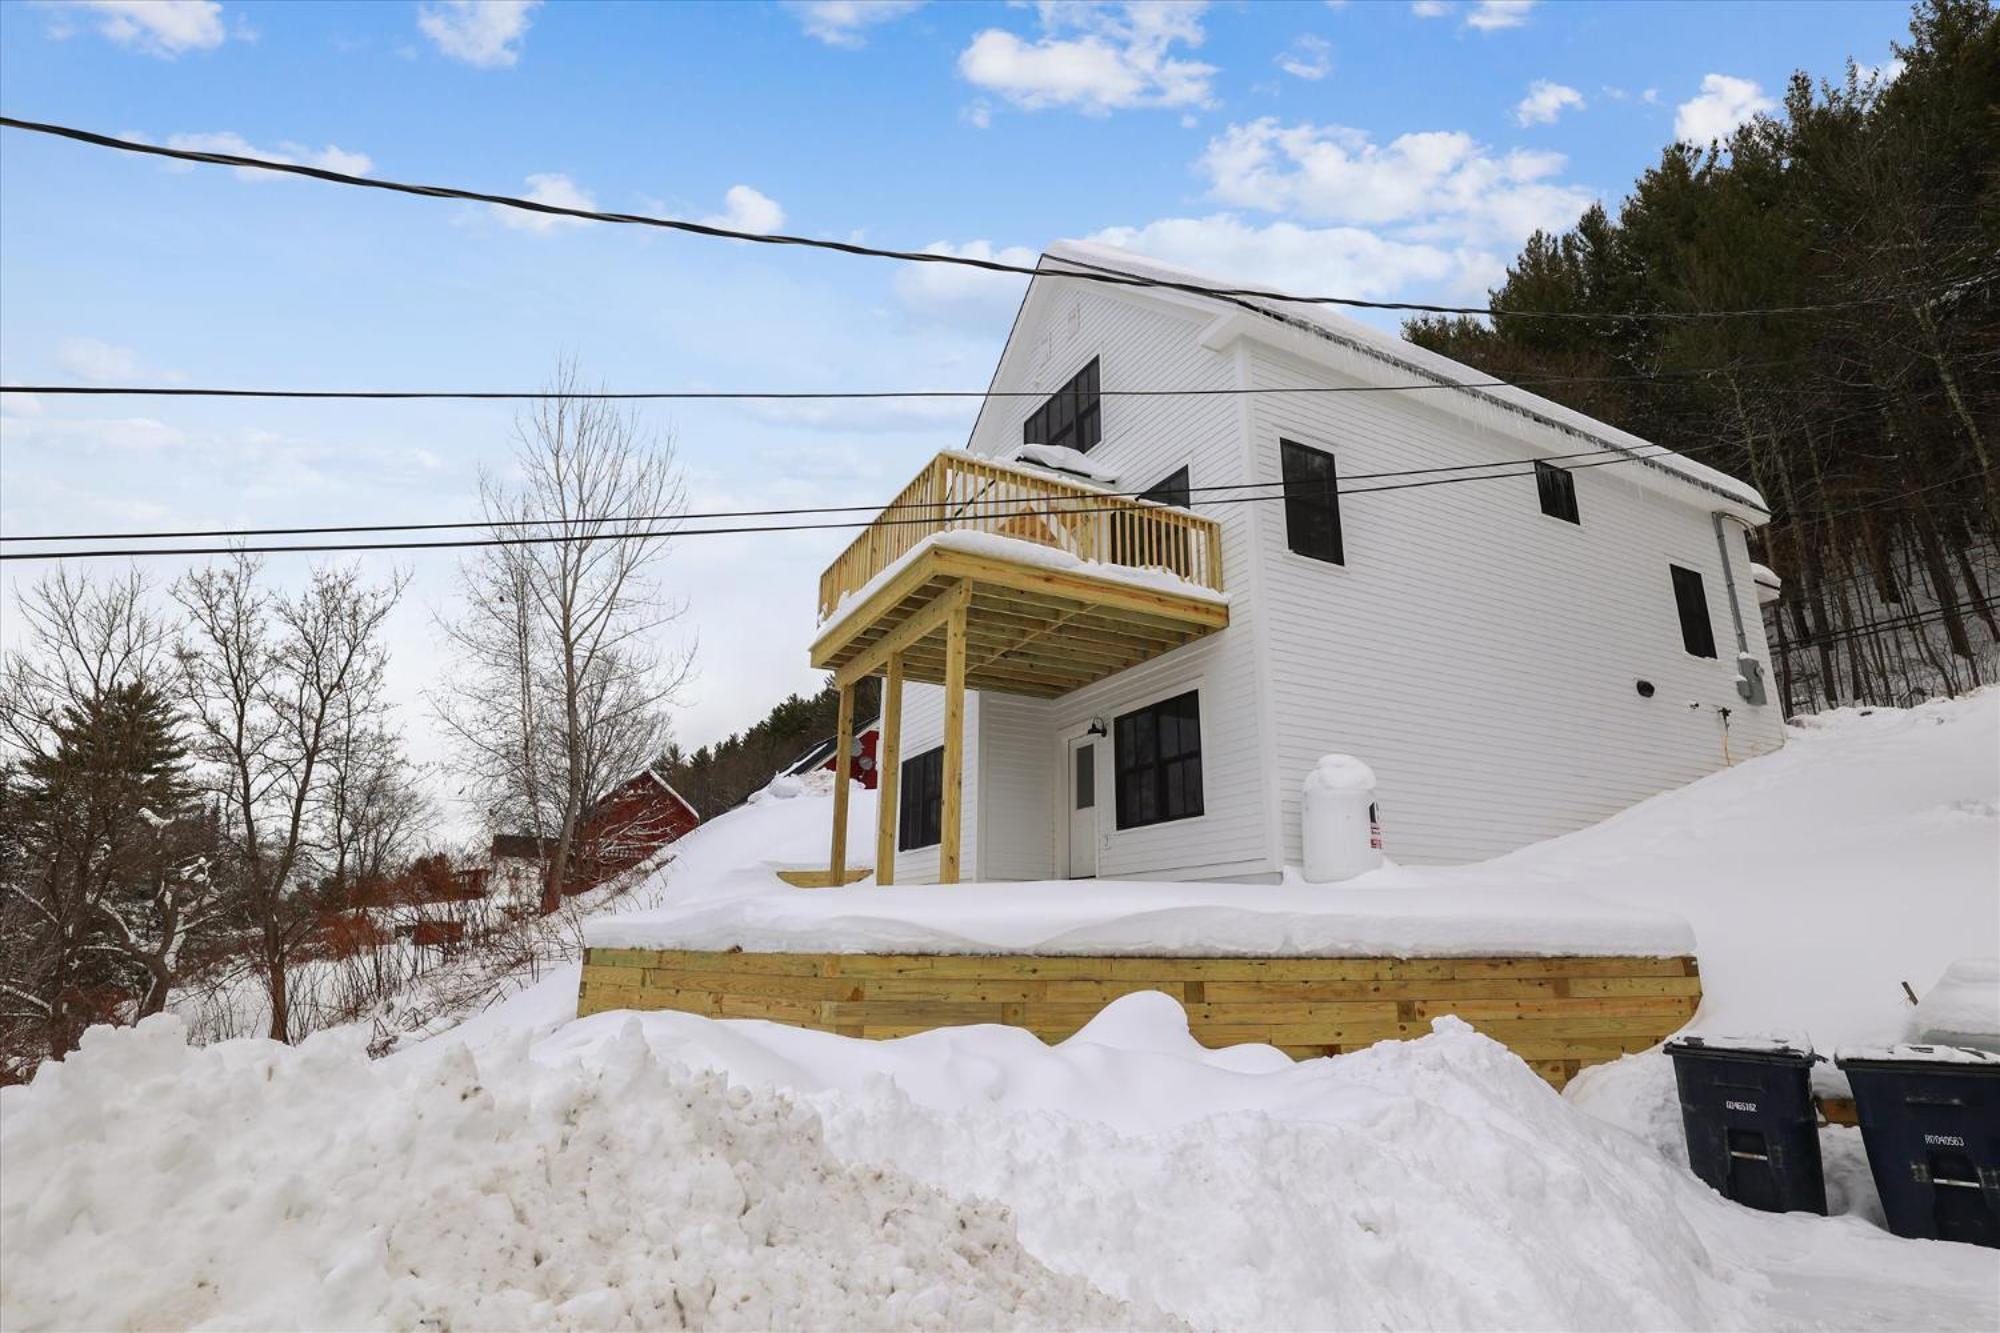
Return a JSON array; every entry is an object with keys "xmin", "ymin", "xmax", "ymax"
[
  {"xmin": 578, "ymin": 947, "xmax": 1701, "ymax": 1088},
  {"xmin": 810, "ymin": 545, "xmax": 1229, "ymax": 699}
]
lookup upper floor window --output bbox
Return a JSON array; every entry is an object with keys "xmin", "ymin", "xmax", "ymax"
[
  {"xmin": 898, "ymin": 746, "xmax": 944, "ymax": 850},
  {"xmin": 1535, "ymin": 460, "xmax": 1580, "ymax": 524},
  {"xmin": 1114, "ymin": 690, "xmax": 1204, "ymax": 829},
  {"xmin": 1280, "ymin": 439, "xmax": 1344, "ymax": 565},
  {"xmin": 1023, "ymin": 357, "xmax": 1102, "ymax": 455},
  {"xmin": 1670, "ymin": 565, "xmax": 1718, "ymax": 658}
]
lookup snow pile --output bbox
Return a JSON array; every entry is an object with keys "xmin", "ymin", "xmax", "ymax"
[
  {"xmin": 517, "ymin": 992, "xmax": 1997, "ymax": 1329},
  {"xmin": 0, "ymin": 1015, "xmax": 1157, "ymax": 1332},
  {"xmin": 588, "ymin": 878, "xmax": 1692, "ymax": 957},
  {"xmin": 820, "ymin": 525, "xmax": 1226, "ymax": 631},
  {"xmin": 1912, "ymin": 956, "xmax": 2000, "ymax": 1048},
  {"xmin": 1012, "ymin": 443, "xmax": 1120, "ymax": 484}
]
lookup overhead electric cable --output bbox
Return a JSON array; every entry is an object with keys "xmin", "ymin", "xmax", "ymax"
[
  {"xmin": 0, "ymin": 360, "xmax": 1800, "ymax": 401},
  {"xmin": 0, "ymin": 450, "xmax": 1674, "ymax": 561},
  {"xmin": 0, "ymin": 116, "xmax": 1949, "ymax": 323},
  {"xmin": 0, "ymin": 444, "xmax": 1681, "ymax": 544}
]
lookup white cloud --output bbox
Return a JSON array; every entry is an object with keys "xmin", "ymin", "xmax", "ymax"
[
  {"xmin": 784, "ymin": 0, "xmax": 923, "ymax": 48},
  {"xmin": 1514, "ymin": 79, "xmax": 1584, "ymax": 126},
  {"xmin": 1674, "ymin": 73, "xmax": 1776, "ymax": 145},
  {"xmin": 55, "ymin": 337, "xmax": 147, "ymax": 384},
  {"xmin": 417, "ymin": 0, "xmax": 539, "ymax": 68},
  {"xmin": 1410, "ymin": 1, "xmax": 1448, "ymax": 16},
  {"xmin": 1086, "ymin": 214, "xmax": 1500, "ymax": 303},
  {"xmin": 957, "ymin": 1, "xmax": 1217, "ymax": 116},
  {"xmin": 1197, "ymin": 117, "xmax": 1594, "ymax": 246},
  {"xmin": 40, "ymin": 1, "xmax": 226, "ymax": 57},
  {"xmin": 493, "ymin": 172, "xmax": 596, "ymax": 231},
  {"xmin": 1464, "ymin": 0, "xmax": 1533, "ymax": 30},
  {"xmin": 1856, "ymin": 57, "xmax": 1906, "ymax": 88},
  {"xmin": 0, "ymin": 413, "xmax": 188, "ymax": 452},
  {"xmin": 703, "ymin": 185, "xmax": 786, "ymax": 235},
  {"xmin": 1275, "ymin": 34, "xmax": 1331, "ymax": 81},
  {"xmin": 162, "ymin": 132, "xmax": 373, "ymax": 181},
  {"xmin": 892, "ymin": 240, "xmax": 1040, "ymax": 325}
]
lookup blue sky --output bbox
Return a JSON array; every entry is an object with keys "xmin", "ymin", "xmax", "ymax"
[{"xmin": 0, "ymin": 0, "xmax": 1916, "ymax": 779}]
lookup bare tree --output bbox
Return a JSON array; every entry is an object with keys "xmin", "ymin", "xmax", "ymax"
[
  {"xmin": 172, "ymin": 554, "xmax": 404, "ymax": 1041},
  {"xmin": 434, "ymin": 360, "xmax": 692, "ymax": 913}
]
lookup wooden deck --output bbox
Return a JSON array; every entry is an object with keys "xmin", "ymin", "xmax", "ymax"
[
  {"xmin": 578, "ymin": 947, "xmax": 1702, "ymax": 1088},
  {"xmin": 811, "ymin": 452, "xmax": 1227, "ymax": 700},
  {"xmin": 810, "ymin": 542, "xmax": 1228, "ymax": 699},
  {"xmin": 807, "ymin": 451, "xmax": 1230, "ymax": 886}
]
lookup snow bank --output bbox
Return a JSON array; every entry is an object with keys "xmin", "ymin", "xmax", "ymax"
[
  {"xmin": 1913, "ymin": 956, "xmax": 2000, "ymax": 1047},
  {"xmin": 527, "ymin": 994, "xmax": 1991, "ymax": 1329},
  {"xmin": 0, "ymin": 1014, "xmax": 1157, "ymax": 1332}
]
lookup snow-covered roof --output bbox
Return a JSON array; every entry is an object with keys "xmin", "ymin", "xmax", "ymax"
[{"xmin": 1029, "ymin": 239, "xmax": 1770, "ymax": 518}]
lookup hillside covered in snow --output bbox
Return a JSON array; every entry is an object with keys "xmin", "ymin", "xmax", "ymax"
[{"xmin": 3, "ymin": 692, "xmax": 1995, "ymax": 1330}]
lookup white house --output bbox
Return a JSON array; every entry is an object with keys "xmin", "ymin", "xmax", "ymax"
[{"xmin": 807, "ymin": 241, "xmax": 1784, "ymax": 887}]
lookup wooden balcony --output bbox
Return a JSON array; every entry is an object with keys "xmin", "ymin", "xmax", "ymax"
[
  {"xmin": 810, "ymin": 451, "xmax": 1228, "ymax": 699},
  {"xmin": 807, "ymin": 451, "xmax": 1228, "ymax": 887}
]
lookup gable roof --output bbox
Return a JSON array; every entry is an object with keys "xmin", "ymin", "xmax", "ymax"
[{"xmin": 1004, "ymin": 239, "xmax": 1767, "ymax": 518}]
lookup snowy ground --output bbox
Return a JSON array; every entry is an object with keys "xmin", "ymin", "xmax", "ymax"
[{"xmin": 3, "ymin": 693, "xmax": 1996, "ymax": 1330}]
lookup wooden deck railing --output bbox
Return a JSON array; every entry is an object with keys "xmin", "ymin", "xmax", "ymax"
[{"xmin": 817, "ymin": 451, "xmax": 1225, "ymax": 622}]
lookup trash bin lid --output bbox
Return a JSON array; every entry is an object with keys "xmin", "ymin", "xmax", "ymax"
[
  {"xmin": 1665, "ymin": 1033, "xmax": 1819, "ymax": 1066},
  {"xmin": 1834, "ymin": 1043, "xmax": 2000, "ymax": 1074}
]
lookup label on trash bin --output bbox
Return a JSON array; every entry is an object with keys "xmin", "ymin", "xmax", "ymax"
[
  {"xmin": 1725, "ymin": 1099, "xmax": 1757, "ymax": 1113},
  {"xmin": 1924, "ymin": 1133, "xmax": 1967, "ymax": 1147}
]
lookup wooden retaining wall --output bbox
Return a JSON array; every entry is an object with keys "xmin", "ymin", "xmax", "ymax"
[{"xmin": 577, "ymin": 948, "xmax": 1701, "ymax": 1088}]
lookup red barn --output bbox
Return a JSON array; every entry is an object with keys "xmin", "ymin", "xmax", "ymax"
[
  {"xmin": 578, "ymin": 768, "xmax": 702, "ymax": 882},
  {"xmin": 513, "ymin": 768, "xmax": 701, "ymax": 914}
]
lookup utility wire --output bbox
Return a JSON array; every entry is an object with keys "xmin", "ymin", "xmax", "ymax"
[
  {"xmin": 0, "ymin": 449, "xmax": 1669, "ymax": 562},
  {"xmin": 0, "ymin": 360, "xmax": 1800, "ymax": 402},
  {"xmin": 0, "ymin": 115, "xmax": 1948, "ymax": 324},
  {"xmin": 1, "ymin": 444, "xmax": 1679, "ymax": 544}
]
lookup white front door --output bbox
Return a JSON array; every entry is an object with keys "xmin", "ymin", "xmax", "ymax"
[{"xmin": 1067, "ymin": 737, "xmax": 1099, "ymax": 878}]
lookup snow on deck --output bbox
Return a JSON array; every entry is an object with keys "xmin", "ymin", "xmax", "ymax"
[
  {"xmin": 584, "ymin": 878, "xmax": 1693, "ymax": 958},
  {"xmin": 819, "ymin": 526, "xmax": 1228, "ymax": 635}
]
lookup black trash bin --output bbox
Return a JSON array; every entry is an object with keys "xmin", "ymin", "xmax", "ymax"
[
  {"xmin": 1664, "ymin": 1035, "xmax": 1827, "ymax": 1215},
  {"xmin": 1836, "ymin": 1045, "xmax": 2000, "ymax": 1248}
]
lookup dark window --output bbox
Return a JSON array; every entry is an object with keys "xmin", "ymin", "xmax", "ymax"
[
  {"xmin": 1022, "ymin": 357, "xmax": 1102, "ymax": 455},
  {"xmin": 1073, "ymin": 744, "xmax": 1095, "ymax": 810},
  {"xmin": 1113, "ymin": 465, "xmax": 1192, "ymax": 573},
  {"xmin": 1280, "ymin": 440, "xmax": 1344, "ymax": 565},
  {"xmin": 898, "ymin": 746, "xmax": 944, "ymax": 850},
  {"xmin": 1114, "ymin": 691, "xmax": 1204, "ymax": 829},
  {"xmin": 1535, "ymin": 460, "xmax": 1580, "ymax": 524},
  {"xmin": 1670, "ymin": 565, "xmax": 1718, "ymax": 658}
]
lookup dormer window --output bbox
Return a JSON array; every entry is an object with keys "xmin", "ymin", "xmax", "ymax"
[{"xmin": 1023, "ymin": 357, "xmax": 1101, "ymax": 455}]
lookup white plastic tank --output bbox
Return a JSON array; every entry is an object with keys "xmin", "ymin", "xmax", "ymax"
[{"xmin": 1302, "ymin": 753, "xmax": 1383, "ymax": 883}]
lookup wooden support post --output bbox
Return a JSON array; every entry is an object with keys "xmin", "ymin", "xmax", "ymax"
[
  {"xmin": 940, "ymin": 595, "xmax": 968, "ymax": 884},
  {"xmin": 875, "ymin": 653, "xmax": 903, "ymax": 886},
  {"xmin": 828, "ymin": 681, "xmax": 855, "ymax": 885}
]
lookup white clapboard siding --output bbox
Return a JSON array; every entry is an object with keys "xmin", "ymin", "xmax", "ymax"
[
  {"xmin": 976, "ymin": 692, "xmax": 1054, "ymax": 881},
  {"xmin": 1242, "ymin": 336, "xmax": 1785, "ymax": 864},
  {"xmin": 957, "ymin": 279, "xmax": 1279, "ymax": 882},
  {"xmin": 871, "ymin": 249, "xmax": 1785, "ymax": 882}
]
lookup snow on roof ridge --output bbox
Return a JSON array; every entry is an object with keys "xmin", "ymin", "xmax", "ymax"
[{"xmin": 1036, "ymin": 239, "xmax": 1769, "ymax": 516}]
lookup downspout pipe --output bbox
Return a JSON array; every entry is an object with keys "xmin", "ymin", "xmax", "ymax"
[{"xmin": 1713, "ymin": 511, "xmax": 1768, "ymax": 706}]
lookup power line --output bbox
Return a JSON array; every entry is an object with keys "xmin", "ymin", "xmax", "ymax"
[
  {"xmin": 1, "ymin": 444, "xmax": 1681, "ymax": 545},
  {"xmin": 0, "ymin": 115, "xmax": 1939, "ymax": 324},
  {"xmin": 0, "ymin": 450, "xmax": 1667, "ymax": 562},
  {"xmin": 0, "ymin": 360, "xmax": 1800, "ymax": 402}
]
